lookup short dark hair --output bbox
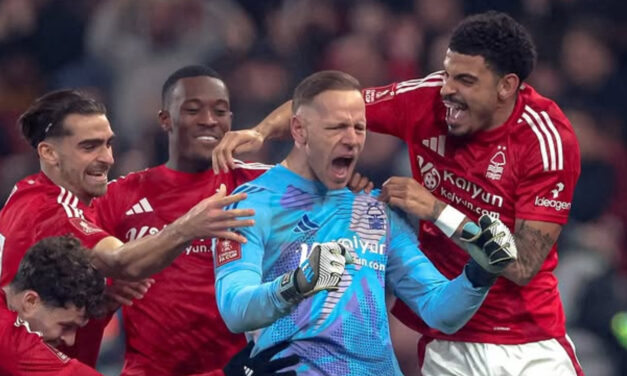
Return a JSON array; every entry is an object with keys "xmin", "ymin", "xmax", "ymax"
[
  {"xmin": 161, "ymin": 65, "xmax": 223, "ymax": 108},
  {"xmin": 292, "ymin": 70, "xmax": 361, "ymax": 112},
  {"xmin": 10, "ymin": 235, "xmax": 106, "ymax": 318},
  {"xmin": 449, "ymin": 11, "xmax": 537, "ymax": 82},
  {"xmin": 19, "ymin": 89, "xmax": 107, "ymax": 149}
]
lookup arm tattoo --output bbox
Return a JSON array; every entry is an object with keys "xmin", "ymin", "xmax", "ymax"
[{"xmin": 505, "ymin": 220, "xmax": 559, "ymax": 284}]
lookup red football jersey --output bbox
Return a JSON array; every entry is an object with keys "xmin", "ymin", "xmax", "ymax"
[
  {"xmin": 0, "ymin": 287, "xmax": 102, "ymax": 375},
  {"xmin": 94, "ymin": 162, "xmax": 269, "ymax": 376},
  {"xmin": 364, "ymin": 71, "xmax": 581, "ymax": 344},
  {"xmin": 0, "ymin": 172, "xmax": 111, "ymax": 365}
]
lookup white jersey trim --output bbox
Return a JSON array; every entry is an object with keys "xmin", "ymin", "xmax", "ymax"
[
  {"xmin": 232, "ymin": 159, "xmax": 272, "ymax": 171},
  {"xmin": 521, "ymin": 105, "xmax": 564, "ymax": 171},
  {"xmin": 395, "ymin": 71, "xmax": 445, "ymax": 95},
  {"xmin": 57, "ymin": 187, "xmax": 84, "ymax": 219}
]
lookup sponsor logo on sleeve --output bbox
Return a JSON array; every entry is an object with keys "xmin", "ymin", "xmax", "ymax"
[
  {"xmin": 215, "ymin": 238, "xmax": 242, "ymax": 266},
  {"xmin": 534, "ymin": 182, "xmax": 571, "ymax": 211},
  {"xmin": 69, "ymin": 218, "xmax": 104, "ymax": 235}
]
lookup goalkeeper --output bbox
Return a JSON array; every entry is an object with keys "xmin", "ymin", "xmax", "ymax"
[{"xmin": 214, "ymin": 71, "xmax": 516, "ymax": 375}]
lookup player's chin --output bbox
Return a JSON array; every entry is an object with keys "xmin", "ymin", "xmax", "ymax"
[
  {"xmin": 87, "ymin": 184, "xmax": 108, "ymax": 198},
  {"xmin": 446, "ymin": 122, "xmax": 471, "ymax": 137}
]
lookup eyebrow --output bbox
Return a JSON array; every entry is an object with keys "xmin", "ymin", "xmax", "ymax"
[
  {"xmin": 78, "ymin": 135, "xmax": 115, "ymax": 146},
  {"xmin": 453, "ymin": 73, "xmax": 478, "ymax": 82}
]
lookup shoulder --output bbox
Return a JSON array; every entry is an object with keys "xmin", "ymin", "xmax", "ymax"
[
  {"xmin": 364, "ymin": 71, "xmax": 444, "ymax": 103},
  {"xmin": 106, "ymin": 166, "xmax": 155, "ymax": 190},
  {"xmin": 230, "ymin": 159, "xmax": 272, "ymax": 184},
  {"xmin": 513, "ymin": 84, "xmax": 580, "ymax": 172}
]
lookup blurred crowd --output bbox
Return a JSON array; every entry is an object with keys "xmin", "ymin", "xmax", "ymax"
[{"xmin": 0, "ymin": 0, "xmax": 625, "ymax": 374}]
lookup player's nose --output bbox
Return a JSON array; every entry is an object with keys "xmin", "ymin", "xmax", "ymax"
[{"xmin": 440, "ymin": 77, "xmax": 456, "ymax": 98}]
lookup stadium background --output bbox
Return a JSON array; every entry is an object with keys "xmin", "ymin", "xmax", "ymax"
[{"xmin": 0, "ymin": 0, "xmax": 625, "ymax": 374}]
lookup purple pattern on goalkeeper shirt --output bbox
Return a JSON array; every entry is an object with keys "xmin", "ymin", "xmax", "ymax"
[{"xmin": 280, "ymin": 185, "xmax": 314, "ymax": 210}]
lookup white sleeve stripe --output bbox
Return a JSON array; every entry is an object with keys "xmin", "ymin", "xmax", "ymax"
[
  {"xmin": 57, "ymin": 187, "xmax": 74, "ymax": 218},
  {"xmin": 524, "ymin": 105, "xmax": 564, "ymax": 171},
  {"xmin": 526, "ymin": 106, "xmax": 557, "ymax": 171},
  {"xmin": 396, "ymin": 80, "xmax": 443, "ymax": 95},
  {"xmin": 521, "ymin": 112, "xmax": 550, "ymax": 171},
  {"xmin": 395, "ymin": 72, "xmax": 445, "ymax": 89},
  {"xmin": 541, "ymin": 111, "xmax": 564, "ymax": 170}
]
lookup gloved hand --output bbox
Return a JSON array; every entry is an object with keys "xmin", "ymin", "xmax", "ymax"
[
  {"xmin": 279, "ymin": 242, "xmax": 353, "ymax": 304},
  {"xmin": 223, "ymin": 341, "xmax": 299, "ymax": 376},
  {"xmin": 460, "ymin": 215, "xmax": 518, "ymax": 287}
]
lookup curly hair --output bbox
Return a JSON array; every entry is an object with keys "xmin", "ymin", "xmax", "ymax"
[
  {"xmin": 10, "ymin": 235, "xmax": 106, "ymax": 318},
  {"xmin": 19, "ymin": 89, "xmax": 107, "ymax": 149},
  {"xmin": 449, "ymin": 11, "xmax": 537, "ymax": 82},
  {"xmin": 161, "ymin": 65, "xmax": 223, "ymax": 108}
]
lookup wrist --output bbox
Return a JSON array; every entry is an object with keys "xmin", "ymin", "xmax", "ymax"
[
  {"xmin": 464, "ymin": 259, "xmax": 498, "ymax": 288},
  {"xmin": 434, "ymin": 204, "xmax": 466, "ymax": 238},
  {"xmin": 277, "ymin": 270, "xmax": 303, "ymax": 305}
]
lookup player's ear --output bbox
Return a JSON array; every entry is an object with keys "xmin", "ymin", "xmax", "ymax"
[
  {"xmin": 37, "ymin": 141, "xmax": 59, "ymax": 166},
  {"xmin": 497, "ymin": 73, "xmax": 519, "ymax": 101},
  {"xmin": 158, "ymin": 110, "xmax": 172, "ymax": 132},
  {"xmin": 20, "ymin": 290, "xmax": 41, "ymax": 317},
  {"xmin": 291, "ymin": 115, "xmax": 307, "ymax": 147}
]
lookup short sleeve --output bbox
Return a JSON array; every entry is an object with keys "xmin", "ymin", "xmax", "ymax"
[{"xmin": 515, "ymin": 108, "xmax": 581, "ymax": 224}]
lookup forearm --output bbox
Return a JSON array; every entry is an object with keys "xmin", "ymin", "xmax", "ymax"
[
  {"xmin": 216, "ymin": 270, "xmax": 294, "ymax": 333},
  {"xmin": 256, "ymin": 100, "xmax": 293, "ymax": 141},
  {"xmin": 92, "ymin": 224, "xmax": 190, "ymax": 280},
  {"xmin": 501, "ymin": 219, "xmax": 561, "ymax": 285},
  {"xmin": 401, "ymin": 271, "xmax": 488, "ymax": 334}
]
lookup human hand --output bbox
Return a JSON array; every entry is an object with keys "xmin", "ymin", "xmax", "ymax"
[
  {"xmin": 105, "ymin": 278, "xmax": 155, "ymax": 309},
  {"xmin": 379, "ymin": 176, "xmax": 441, "ymax": 221},
  {"xmin": 279, "ymin": 243, "xmax": 353, "ymax": 304},
  {"xmin": 460, "ymin": 215, "xmax": 518, "ymax": 286},
  {"xmin": 348, "ymin": 171, "xmax": 374, "ymax": 194},
  {"xmin": 223, "ymin": 341, "xmax": 299, "ymax": 376},
  {"xmin": 212, "ymin": 129, "xmax": 265, "ymax": 174},
  {"xmin": 174, "ymin": 184, "xmax": 255, "ymax": 243}
]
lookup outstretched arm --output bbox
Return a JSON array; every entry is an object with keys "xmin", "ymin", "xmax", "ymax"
[{"xmin": 90, "ymin": 185, "xmax": 254, "ymax": 280}]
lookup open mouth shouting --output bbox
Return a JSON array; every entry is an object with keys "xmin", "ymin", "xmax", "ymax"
[
  {"xmin": 443, "ymin": 99, "xmax": 469, "ymax": 127},
  {"xmin": 330, "ymin": 155, "xmax": 355, "ymax": 181}
]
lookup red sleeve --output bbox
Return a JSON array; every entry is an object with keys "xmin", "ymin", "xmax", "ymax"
[
  {"xmin": 364, "ymin": 71, "xmax": 445, "ymax": 141},
  {"xmin": 515, "ymin": 106, "xmax": 581, "ymax": 224},
  {"xmin": 35, "ymin": 208, "xmax": 110, "ymax": 249},
  {"xmin": 1, "ymin": 319, "xmax": 102, "ymax": 376},
  {"xmin": 363, "ymin": 83, "xmax": 406, "ymax": 139}
]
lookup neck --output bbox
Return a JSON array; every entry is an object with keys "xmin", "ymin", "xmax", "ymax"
[
  {"xmin": 488, "ymin": 93, "xmax": 518, "ymax": 131},
  {"xmin": 2, "ymin": 286, "xmax": 17, "ymax": 312},
  {"xmin": 166, "ymin": 156, "xmax": 211, "ymax": 173},
  {"xmin": 282, "ymin": 148, "xmax": 314, "ymax": 181},
  {"xmin": 40, "ymin": 164, "xmax": 91, "ymax": 206}
]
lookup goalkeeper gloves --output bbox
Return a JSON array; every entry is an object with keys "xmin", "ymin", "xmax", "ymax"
[
  {"xmin": 223, "ymin": 341, "xmax": 299, "ymax": 376},
  {"xmin": 460, "ymin": 214, "xmax": 518, "ymax": 287},
  {"xmin": 278, "ymin": 242, "xmax": 353, "ymax": 304}
]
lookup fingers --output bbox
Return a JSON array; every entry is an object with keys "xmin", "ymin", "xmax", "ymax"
[
  {"xmin": 365, "ymin": 181, "xmax": 374, "ymax": 194},
  {"xmin": 208, "ymin": 191, "xmax": 248, "ymax": 208},
  {"xmin": 266, "ymin": 354, "xmax": 300, "ymax": 372},
  {"xmin": 256, "ymin": 341, "xmax": 291, "ymax": 361},
  {"xmin": 212, "ymin": 230, "xmax": 248, "ymax": 244},
  {"xmin": 214, "ymin": 218, "xmax": 255, "ymax": 229}
]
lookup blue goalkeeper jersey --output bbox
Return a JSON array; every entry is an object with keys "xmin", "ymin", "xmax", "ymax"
[{"xmin": 214, "ymin": 165, "xmax": 488, "ymax": 375}]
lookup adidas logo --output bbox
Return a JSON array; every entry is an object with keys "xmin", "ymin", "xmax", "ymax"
[
  {"xmin": 125, "ymin": 198, "xmax": 154, "ymax": 215},
  {"xmin": 293, "ymin": 214, "xmax": 319, "ymax": 233},
  {"xmin": 422, "ymin": 135, "xmax": 446, "ymax": 156}
]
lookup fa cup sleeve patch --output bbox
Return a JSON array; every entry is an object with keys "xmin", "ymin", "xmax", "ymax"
[
  {"xmin": 69, "ymin": 217, "xmax": 105, "ymax": 235},
  {"xmin": 215, "ymin": 238, "xmax": 242, "ymax": 267}
]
